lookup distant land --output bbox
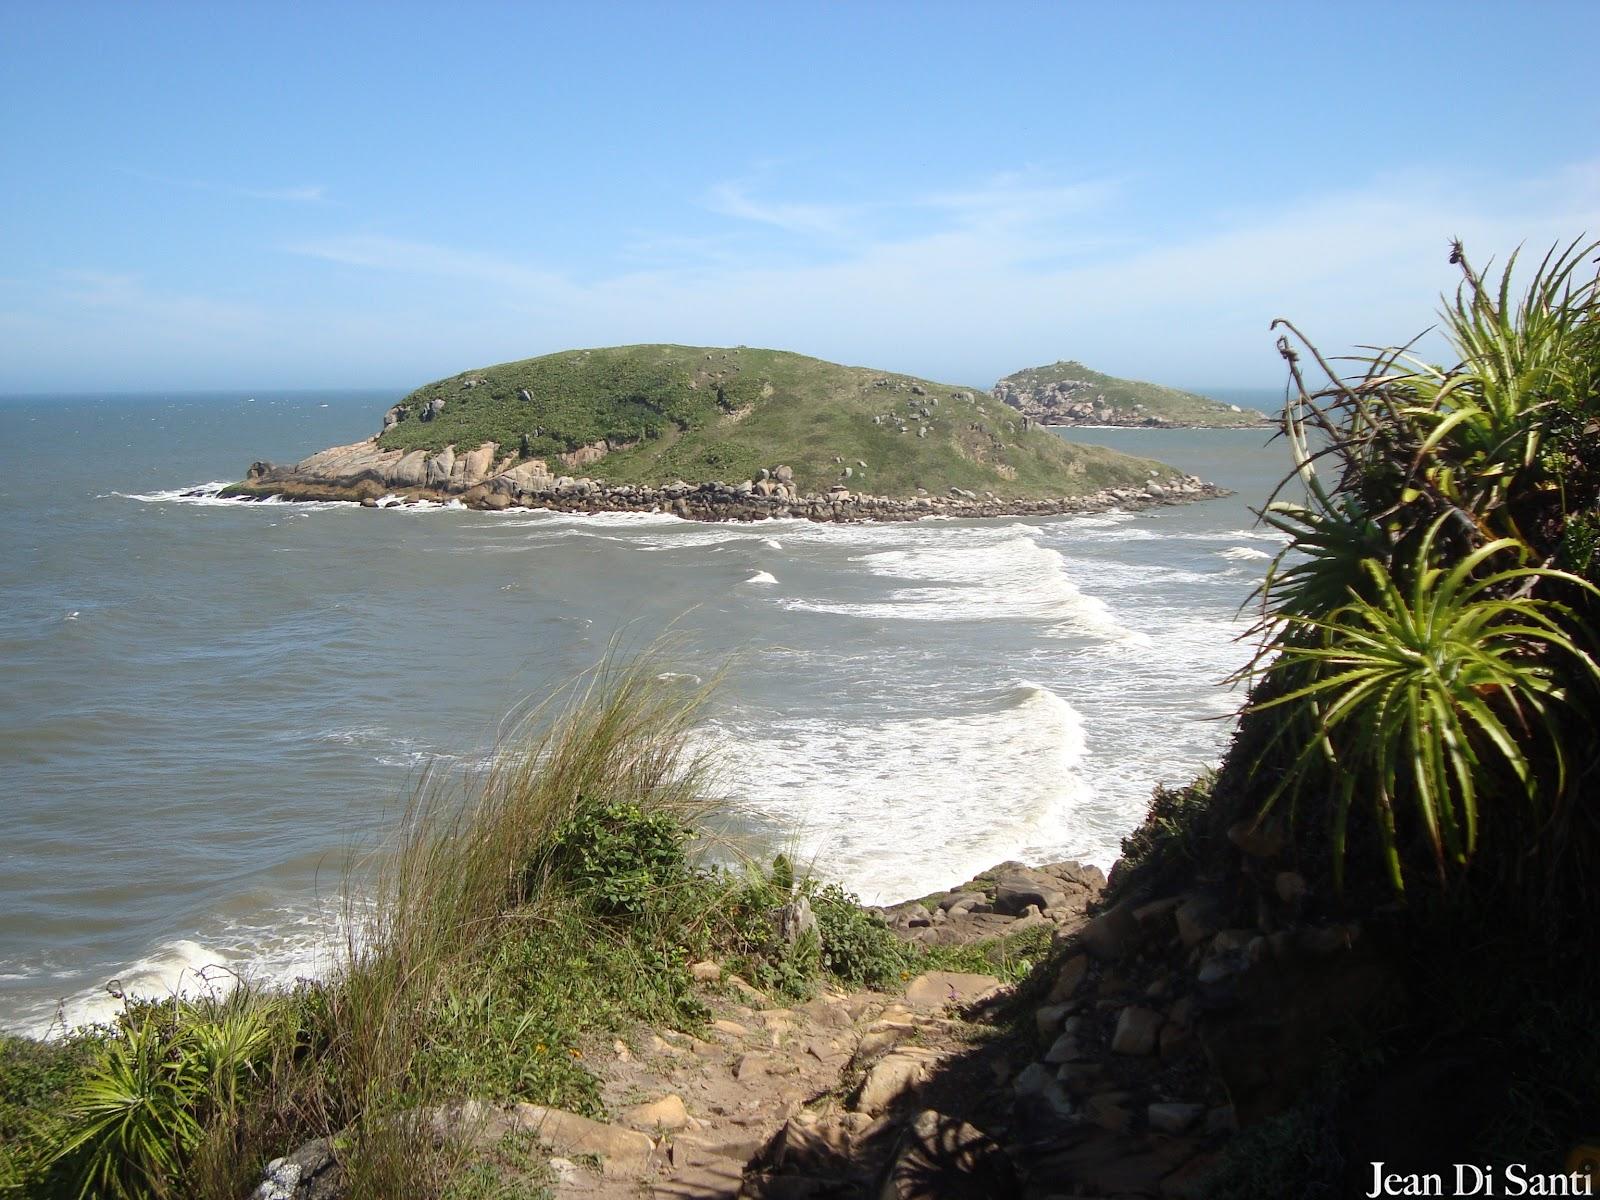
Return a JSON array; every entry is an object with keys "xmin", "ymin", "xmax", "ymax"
[
  {"xmin": 994, "ymin": 360, "xmax": 1274, "ymax": 428},
  {"xmin": 223, "ymin": 345, "xmax": 1225, "ymax": 521}
]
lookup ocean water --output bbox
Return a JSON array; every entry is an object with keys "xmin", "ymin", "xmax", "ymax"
[{"xmin": 0, "ymin": 390, "xmax": 1288, "ymax": 1034}]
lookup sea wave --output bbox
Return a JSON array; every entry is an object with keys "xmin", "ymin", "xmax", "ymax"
[
  {"xmin": 776, "ymin": 525, "xmax": 1151, "ymax": 643},
  {"xmin": 709, "ymin": 681, "xmax": 1092, "ymax": 904}
]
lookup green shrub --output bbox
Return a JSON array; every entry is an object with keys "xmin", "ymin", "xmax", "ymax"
[
  {"xmin": 1109, "ymin": 770, "xmax": 1220, "ymax": 896},
  {"xmin": 810, "ymin": 883, "xmax": 910, "ymax": 991},
  {"xmin": 548, "ymin": 800, "xmax": 692, "ymax": 921}
]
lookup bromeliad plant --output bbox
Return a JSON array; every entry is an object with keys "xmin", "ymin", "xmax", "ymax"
[
  {"xmin": 1245, "ymin": 238, "xmax": 1600, "ymax": 895},
  {"xmin": 50, "ymin": 990, "xmax": 281, "ymax": 1200},
  {"xmin": 1252, "ymin": 519, "xmax": 1598, "ymax": 892}
]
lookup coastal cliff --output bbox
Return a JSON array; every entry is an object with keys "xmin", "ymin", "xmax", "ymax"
[{"xmin": 221, "ymin": 345, "xmax": 1230, "ymax": 520}]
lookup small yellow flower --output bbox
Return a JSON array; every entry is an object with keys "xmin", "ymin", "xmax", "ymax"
[{"xmin": 569, "ymin": 1047, "xmax": 582, "ymax": 1059}]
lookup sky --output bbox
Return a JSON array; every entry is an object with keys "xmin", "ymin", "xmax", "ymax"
[{"xmin": 2, "ymin": 1, "xmax": 1599, "ymax": 394}]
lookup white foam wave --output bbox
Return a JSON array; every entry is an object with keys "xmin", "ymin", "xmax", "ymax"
[
  {"xmin": 778, "ymin": 525, "xmax": 1149, "ymax": 643},
  {"xmin": 114, "ymin": 482, "xmax": 353, "ymax": 511},
  {"xmin": 1219, "ymin": 546, "xmax": 1271, "ymax": 561},
  {"xmin": 711, "ymin": 682, "xmax": 1092, "ymax": 904},
  {"xmin": 744, "ymin": 571, "xmax": 778, "ymax": 585}
]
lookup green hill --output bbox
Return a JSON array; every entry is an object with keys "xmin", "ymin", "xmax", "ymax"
[
  {"xmin": 373, "ymin": 344, "xmax": 1175, "ymax": 499},
  {"xmin": 994, "ymin": 360, "xmax": 1269, "ymax": 427}
]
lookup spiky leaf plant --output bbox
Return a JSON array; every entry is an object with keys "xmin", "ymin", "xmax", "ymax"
[
  {"xmin": 1253, "ymin": 519, "xmax": 1598, "ymax": 891},
  {"xmin": 1248, "ymin": 238, "xmax": 1600, "ymax": 895},
  {"xmin": 52, "ymin": 1011, "xmax": 206, "ymax": 1200}
]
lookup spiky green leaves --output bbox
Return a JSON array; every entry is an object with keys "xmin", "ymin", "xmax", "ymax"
[
  {"xmin": 1254, "ymin": 237, "xmax": 1600, "ymax": 895},
  {"xmin": 1254, "ymin": 522, "xmax": 1599, "ymax": 892}
]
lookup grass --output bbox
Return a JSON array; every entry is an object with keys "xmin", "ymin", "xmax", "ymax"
[
  {"xmin": 370, "ymin": 344, "xmax": 1175, "ymax": 499},
  {"xmin": 994, "ymin": 360, "xmax": 1267, "ymax": 427},
  {"xmin": 0, "ymin": 651, "xmax": 1052, "ymax": 1199}
]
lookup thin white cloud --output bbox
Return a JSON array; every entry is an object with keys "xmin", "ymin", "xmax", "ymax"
[
  {"xmin": 118, "ymin": 168, "xmax": 328, "ymax": 203},
  {"xmin": 286, "ymin": 234, "xmax": 576, "ymax": 299},
  {"xmin": 703, "ymin": 180, "xmax": 859, "ymax": 238},
  {"xmin": 9, "ymin": 160, "xmax": 1599, "ymax": 391}
]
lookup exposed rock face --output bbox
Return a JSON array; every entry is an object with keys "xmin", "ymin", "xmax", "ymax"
[
  {"xmin": 224, "ymin": 441, "xmax": 1230, "ymax": 524},
  {"xmin": 994, "ymin": 373, "xmax": 1174, "ymax": 427}
]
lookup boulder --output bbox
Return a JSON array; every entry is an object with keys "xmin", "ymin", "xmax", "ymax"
[
  {"xmin": 992, "ymin": 868, "xmax": 1069, "ymax": 916},
  {"xmin": 456, "ymin": 442, "xmax": 498, "ymax": 486},
  {"xmin": 1047, "ymin": 953, "xmax": 1089, "ymax": 1002},
  {"xmin": 424, "ymin": 445, "xmax": 456, "ymax": 487},
  {"xmin": 248, "ymin": 1137, "xmax": 342, "ymax": 1200},
  {"xmin": 390, "ymin": 450, "xmax": 428, "ymax": 488},
  {"xmin": 779, "ymin": 895, "xmax": 817, "ymax": 945},
  {"xmin": 1079, "ymin": 900, "xmax": 1141, "ymax": 960},
  {"xmin": 621, "ymin": 1093, "xmax": 688, "ymax": 1132},
  {"xmin": 1175, "ymin": 895, "xmax": 1226, "ymax": 948},
  {"xmin": 1111, "ymin": 1006, "xmax": 1164, "ymax": 1056}
]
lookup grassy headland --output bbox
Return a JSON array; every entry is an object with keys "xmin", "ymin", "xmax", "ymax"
[
  {"xmin": 994, "ymin": 360, "xmax": 1269, "ymax": 427},
  {"xmin": 372, "ymin": 344, "xmax": 1172, "ymax": 499}
]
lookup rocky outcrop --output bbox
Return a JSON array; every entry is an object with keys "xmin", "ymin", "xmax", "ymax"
[
  {"xmin": 993, "ymin": 373, "xmax": 1270, "ymax": 429},
  {"xmin": 225, "ymin": 440, "xmax": 1227, "ymax": 524}
]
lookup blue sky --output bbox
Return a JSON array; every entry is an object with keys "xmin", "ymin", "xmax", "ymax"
[{"xmin": 3, "ymin": 1, "xmax": 1598, "ymax": 393}]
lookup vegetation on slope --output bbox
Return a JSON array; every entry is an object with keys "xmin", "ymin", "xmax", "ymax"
[
  {"xmin": 1106, "ymin": 237, "xmax": 1600, "ymax": 1189},
  {"xmin": 994, "ymin": 360, "xmax": 1266, "ymax": 426},
  {"xmin": 374, "ymin": 344, "xmax": 1171, "ymax": 498},
  {"xmin": 0, "ymin": 655, "xmax": 1044, "ymax": 1200}
]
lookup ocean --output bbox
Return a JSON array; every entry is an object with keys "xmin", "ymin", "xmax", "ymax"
[{"xmin": 0, "ymin": 388, "xmax": 1289, "ymax": 1034}]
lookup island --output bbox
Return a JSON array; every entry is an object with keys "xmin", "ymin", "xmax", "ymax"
[
  {"xmin": 222, "ymin": 345, "xmax": 1226, "ymax": 520},
  {"xmin": 994, "ymin": 359, "xmax": 1273, "ymax": 428}
]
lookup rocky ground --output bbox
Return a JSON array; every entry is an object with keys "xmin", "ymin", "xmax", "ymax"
[
  {"xmin": 254, "ymin": 841, "xmax": 1381, "ymax": 1199},
  {"xmin": 217, "ymin": 441, "xmax": 1226, "ymax": 524}
]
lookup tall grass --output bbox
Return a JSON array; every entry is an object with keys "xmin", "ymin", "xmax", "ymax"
[{"xmin": 315, "ymin": 653, "xmax": 726, "ymax": 1195}]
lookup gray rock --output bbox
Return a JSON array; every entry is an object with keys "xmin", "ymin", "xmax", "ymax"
[
  {"xmin": 993, "ymin": 868, "xmax": 1069, "ymax": 916},
  {"xmin": 778, "ymin": 895, "xmax": 817, "ymax": 946},
  {"xmin": 249, "ymin": 1138, "xmax": 341, "ymax": 1200}
]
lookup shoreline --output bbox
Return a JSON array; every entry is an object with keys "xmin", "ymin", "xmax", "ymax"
[{"xmin": 219, "ymin": 474, "xmax": 1230, "ymax": 523}]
